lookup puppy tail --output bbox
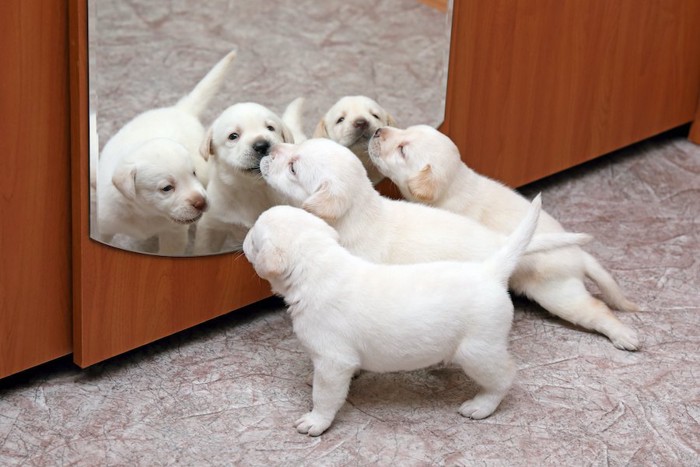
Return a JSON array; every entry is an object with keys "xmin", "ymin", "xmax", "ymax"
[
  {"xmin": 176, "ymin": 50, "xmax": 237, "ymax": 117},
  {"xmin": 523, "ymin": 232, "xmax": 593, "ymax": 254},
  {"xmin": 582, "ymin": 252, "xmax": 640, "ymax": 312},
  {"xmin": 484, "ymin": 194, "xmax": 542, "ymax": 285},
  {"xmin": 282, "ymin": 97, "xmax": 307, "ymax": 143}
]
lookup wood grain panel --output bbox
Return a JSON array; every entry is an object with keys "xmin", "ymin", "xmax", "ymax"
[
  {"xmin": 0, "ymin": 0, "xmax": 73, "ymax": 378},
  {"xmin": 69, "ymin": 0, "xmax": 271, "ymax": 367},
  {"xmin": 690, "ymin": 96, "xmax": 700, "ymax": 144},
  {"xmin": 441, "ymin": 0, "xmax": 700, "ymax": 187}
]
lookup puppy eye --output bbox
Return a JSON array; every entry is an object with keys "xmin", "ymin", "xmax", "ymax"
[
  {"xmin": 228, "ymin": 132, "xmax": 239, "ymax": 141},
  {"xmin": 267, "ymin": 125, "xmax": 275, "ymax": 132},
  {"xmin": 161, "ymin": 185, "xmax": 174, "ymax": 192},
  {"xmin": 289, "ymin": 161, "xmax": 296, "ymax": 175},
  {"xmin": 371, "ymin": 113, "xmax": 380, "ymax": 120},
  {"xmin": 336, "ymin": 117, "xmax": 345, "ymax": 124},
  {"xmin": 398, "ymin": 145, "xmax": 406, "ymax": 158},
  {"xmin": 192, "ymin": 171, "xmax": 196, "ymax": 176}
]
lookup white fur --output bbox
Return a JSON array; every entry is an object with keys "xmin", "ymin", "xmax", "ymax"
[
  {"xmin": 243, "ymin": 197, "xmax": 544, "ymax": 435},
  {"xmin": 367, "ymin": 124, "xmax": 640, "ymax": 350},
  {"xmin": 96, "ymin": 50, "xmax": 235, "ymax": 255},
  {"xmin": 314, "ymin": 96, "xmax": 396, "ymax": 185},
  {"xmin": 194, "ymin": 101, "xmax": 298, "ymax": 254}
]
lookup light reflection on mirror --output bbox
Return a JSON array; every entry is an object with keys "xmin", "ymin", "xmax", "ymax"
[{"xmin": 89, "ymin": 0, "xmax": 453, "ymax": 256}]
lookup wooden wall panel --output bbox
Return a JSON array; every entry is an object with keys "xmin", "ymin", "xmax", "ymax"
[
  {"xmin": 441, "ymin": 0, "xmax": 700, "ymax": 187},
  {"xmin": 69, "ymin": 0, "xmax": 271, "ymax": 367},
  {"xmin": 0, "ymin": 0, "xmax": 73, "ymax": 378}
]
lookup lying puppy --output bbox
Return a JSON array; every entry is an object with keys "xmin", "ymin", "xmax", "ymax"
[
  {"xmin": 97, "ymin": 50, "xmax": 235, "ymax": 255},
  {"xmin": 194, "ymin": 101, "xmax": 298, "ymax": 254},
  {"xmin": 368, "ymin": 124, "xmax": 640, "ymax": 350},
  {"xmin": 314, "ymin": 95, "xmax": 396, "ymax": 185},
  {"xmin": 244, "ymin": 196, "xmax": 545, "ymax": 435}
]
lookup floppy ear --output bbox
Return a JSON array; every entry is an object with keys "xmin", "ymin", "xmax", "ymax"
[
  {"xmin": 199, "ymin": 127, "xmax": 214, "ymax": 161},
  {"xmin": 280, "ymin": 123, "xmax": 295, "ymax": 143},
  {"xmin": 407, "ymin": 164, "xmax": 438, "ymax": 203},
  {"xmin": 386, "ymin": 112, "xmax": 397, "ymax": 127},
  {"xmin": 255, "ymin": 243, "xmax": 287, "ymax": 278},
  {"xmin": 112, "ymin": 164, "xmax": 137, "ymax": 200},
  {"xmin": 302, "ymin": 180, "xmax": 349, "ymax": 222},
  {"xmin": 313, "ymin": 119, "xmax": 329, "ymax": 138}
]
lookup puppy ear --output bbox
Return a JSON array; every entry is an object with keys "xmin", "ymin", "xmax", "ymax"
[
  {"xmin": 199, "ymin": 127, "xmax": 214, "ymax": 161},
  {"xmin": 302, "ymin": 180, "xmax": 349, "ymax": 222},
  {"xmin": 407, "ymin": 164, "xmax": 438, "ymax": 203},
  {"xmin": 386, "ymin": 112, "xmax": 397, "ymax": 127},
  {"xmin": 313, "ymin": 119, "xmax": 329, "ymax": 138},
  {"xmin": 256, "ymin": 243, "xmax": 287, "ymax": 278},
  {"xmin": 280, "ymin": 123, "xmax": 295, "ymax": 143},
  {"xmin": 112, "ymin": 164, "xmax": 137, "ymax": 200}
]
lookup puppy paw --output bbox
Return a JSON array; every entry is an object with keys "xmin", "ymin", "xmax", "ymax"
[
  {"xmin": 295, "ymin": 412, "xmax": 332, "ymax": 436},
  {"xmin": 610, "ymin": 327, "xmax": 639, "ymax": 351},
  {"xmin": 458, "ymin": 396, "xmax": 500, "ymax": 420}
]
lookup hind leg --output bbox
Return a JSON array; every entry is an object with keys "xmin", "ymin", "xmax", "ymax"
[
  {"xmin": 524, "ymin": 277, "xmax": 639, "ymax": 350},
  {"xmin": 452, "ymin": 339, "xmax": 516, "ymax": 419}
]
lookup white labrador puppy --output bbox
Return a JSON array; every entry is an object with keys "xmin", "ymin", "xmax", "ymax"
[
  {"xmin": 244, "ymin": 196, "xmax": 545, "ymax": 435},
  {"xmin": 97, "ymin": 50, "xmax": 235, "ymax": 255},
  {"xmin": 194, "ymin": 101, "xmax": 299, "ymax": 254},
  {"xmin": 314, "ymin": 95, "xmax": 396, "ymax": 185},
  {"xmin": 367, "ymin": 124, "xmax": 640, "ymax": 350}
]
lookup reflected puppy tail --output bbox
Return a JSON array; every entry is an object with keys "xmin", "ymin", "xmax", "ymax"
[
  {"xmin": 176, "ymin": 50, "xmax": 237, "ymax": 117},
  {"xmin": 282, "ymin": 97, "xmax": 307, "ymax": 143},
  {"xmin": 484, "ymin": 194, "xmax": 542, "ymax": 285}
]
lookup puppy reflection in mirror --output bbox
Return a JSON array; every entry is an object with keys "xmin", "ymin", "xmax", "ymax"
[
  {"xmin": 244, "ymin": 198, "xmax": 546, "ymax": 435},
  {"xmin": 97, "ymin": 50, "xmax": 236, "ymax": 255},
  {"xmin": 193, "ymin": 99, "xmax": 303, "ymax": 255},
  {"xmin": 314, "ymin": 95, "xmax": 395, "ymax": 185},
  {"xmin": 368, "ymin": 125, "xmax": 640, "ymax": 350}
]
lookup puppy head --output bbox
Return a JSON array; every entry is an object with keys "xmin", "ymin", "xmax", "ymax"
[
  {"xmin": 243, "ymin": 205, "xmax": 339, "ymax": 284},
  {"xmin": 113, "ymin": 138, "xmax": 208, "ymax": 224},
  {"xmin": 201, "ymin": 102, "xmax": 295, "ymax": 175},
  {"xmin": 260, "ymin": 138, "xmax": 371, "ymax": 223},
  {"xmin": 368, "ymin": 125, "xmax": 461, "ymax": 203},
  {"xmin": 314, "ymin": 96, "xmax": 396, "ymax": 150}
]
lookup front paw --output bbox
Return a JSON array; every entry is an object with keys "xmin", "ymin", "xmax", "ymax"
[{"xmin": 295, "ymin": 412, "xmax": 332, "ymax": 436}]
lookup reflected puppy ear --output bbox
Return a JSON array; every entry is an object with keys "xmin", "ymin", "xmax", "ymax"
[
  {"xmin": 302, "ymin": 180, "xmax": 349, "ymax": 222},
  {"xmin": 281, "ymin": 123, "xmax": 295, "ymax": 143},
  {"xmin": 255, "ymin": 243, "xmax": 287, "ymax": 278},
  {"xmin": 199, "ymin": 127, "xmax": 214, "ymax": 161},
  {"xmin": 407, "ymin": 164, "xmax": 438, "ymax": 203},
  {"xmin": 112, "ymin": 164, "xmax": 137, "ymax": 200},
  {"xmin": 313, "ymin": 119, "xmax": 329, "ymax": 138}
]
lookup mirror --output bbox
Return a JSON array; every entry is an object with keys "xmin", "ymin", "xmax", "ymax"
[{"xmin": 89, "ymin": 0, "xmax": 453, "ymax": 256}]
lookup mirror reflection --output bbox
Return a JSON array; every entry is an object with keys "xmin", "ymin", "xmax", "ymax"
[{"xmin": 90, "ymin": 0, "xmax": 453, "ymax": 256}]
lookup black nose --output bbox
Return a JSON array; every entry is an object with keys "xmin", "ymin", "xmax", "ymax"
[
  {"xmin": 354, "ymin": 118, "xmax": 368, "ymax": 129},
  {"xmin": 253, "ymin": 140, "xmax": 271, "ymax": 156}
]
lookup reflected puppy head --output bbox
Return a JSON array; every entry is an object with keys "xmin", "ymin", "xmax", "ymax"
[
  {"xmin": 260, "ymin": 138, "xmax": 370, "ymax": 222},
  {"xmin": 314, "ymin": 96, "xmax": 396, "ymax": 149},
  {"xmin": 368, "ymin": 124, "xmax": 461, "ymax": 203},
  {"xmin": 201, "ymin": 102, "xmax": 294, "ymax": 174},
  {"xmin": 243, "ymin": 205, "xmax": 338, "ymax": 283},
  {"xmin": 112, "ymin": 138, "xmax": 208, "ymax": 224}
]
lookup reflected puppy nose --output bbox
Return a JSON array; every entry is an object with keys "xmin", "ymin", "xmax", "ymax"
[
  {"xmin": 253, "ymin": 140, "xmax": 271, "ymax": 156},
  {"xmin": 192, "ymin": 195, "xmax": 207, "ymax": 211},
  {"xmin": 354, "ymin": 118, "xmax": 368, "ymax": 129},
  {"xmin": 374, "ymin": 128, "xmax": 383, "ymax": 138}
]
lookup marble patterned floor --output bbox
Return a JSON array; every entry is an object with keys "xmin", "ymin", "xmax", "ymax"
[{"xmin": 1, "ymin": 128, "xmax": 698, "ymax": 466}]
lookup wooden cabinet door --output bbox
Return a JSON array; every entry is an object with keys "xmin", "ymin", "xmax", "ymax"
[
  {"xmin": 0, "ymin": 0, "xmax": 73, "ymax": 378},
  {"xmin": 69, "ymin": 0, "xmax": 271, "ymax": 368},
  {"xmin": 440, "ymin": 0, "xmax": 700, "ymax": 187}
]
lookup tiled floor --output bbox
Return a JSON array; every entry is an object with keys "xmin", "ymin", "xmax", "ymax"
[{"xmin": 2, "ymin": 128, "xmax": 698, "ymax": 465}]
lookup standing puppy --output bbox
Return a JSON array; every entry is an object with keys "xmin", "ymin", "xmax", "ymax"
[
  {"xmin": 244, "ymin": 196, "xmax": 545, "ymax": 436},
  {"xmin": 97, "ymin": 50, "xmax": 236, "ymax": 255},
  {"xmin": 368, "ymin": 124, "xmax": 640, "ymax": 349},
  {"xmin": 314, "ymin": 95, "xmax": 396, "ymax": 185},
  {"xmin": 194, "ymin": 101, "xmax": 298, "ymax": 254}
]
